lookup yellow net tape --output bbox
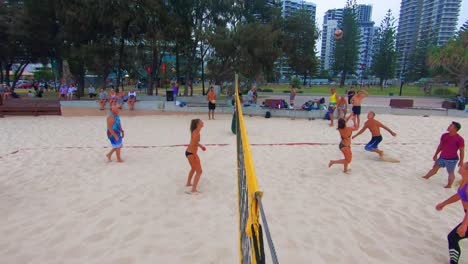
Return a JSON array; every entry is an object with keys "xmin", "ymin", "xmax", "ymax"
[{"xmin": 235, "ymin": 74, "xmax": 263, "ymax": 264}]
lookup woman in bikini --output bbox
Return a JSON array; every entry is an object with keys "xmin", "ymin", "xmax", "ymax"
[
  {"xmin": 185, "ymin": 119, "xmax": 206, "ymax": 193},
  {"xmin": 436, "ymin": 162, "xmax": 468, "ymax": 263},
  {"xmin": 328, "ymin": 118, "xmax": 354, "ymax": 173}
]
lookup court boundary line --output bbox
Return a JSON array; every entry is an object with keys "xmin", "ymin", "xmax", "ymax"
[{"xmin": 0, "ymin": 142, "xmax": 425, "ymax": 159}]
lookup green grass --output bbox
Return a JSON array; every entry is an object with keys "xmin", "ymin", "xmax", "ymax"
[
  {"xmin": 12, "ymin": 83, "xmax": 458, "ymax": 100},
  {"xmin": 254, "ymin": 84, "xmax": 458, "ymax": 98}
]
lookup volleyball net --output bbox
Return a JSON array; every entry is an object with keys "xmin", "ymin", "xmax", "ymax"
[{"xmin": 234, "ymin": 74, "xmax": 279, "ymax": 264}]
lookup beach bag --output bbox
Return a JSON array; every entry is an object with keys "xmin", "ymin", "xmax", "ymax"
[
  {"xmin": 324, "ymin": 111, "xmax": 330, "ymax": 120},
  {"xmin": 265, "ymin": 111, "xmax": 271, "ymax": 118},
  {"xmin": 319, "ymin": 97, "xmax": 325, "ymax": 104}
]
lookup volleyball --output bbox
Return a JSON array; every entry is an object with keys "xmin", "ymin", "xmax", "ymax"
[{"xmin": 334, "ymin": 29, "xmax": 343, "ymax": 40}]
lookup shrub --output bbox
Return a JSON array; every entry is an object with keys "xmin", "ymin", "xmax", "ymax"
[
  {"xmin": 258, "ymin": 88, "xmax": 273, "ymax": 92},
  {"xmin": 432, "ymin": 88, "xmax": 457, "ymax": 97},
  {"xmin": 290, "ymin": 77, "xmax": 301, "ymax": 89},
  {"xmin": 283, "ymin": 90, "xmax": 303, "ymax": 93}
]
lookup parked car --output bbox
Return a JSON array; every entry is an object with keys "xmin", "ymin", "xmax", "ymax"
[{"xmin": 15, "ymin": 80, "xmax": 33, "ymax": 89}]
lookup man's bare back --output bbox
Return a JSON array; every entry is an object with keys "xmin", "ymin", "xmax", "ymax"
[{"xmin": 364, "ymin": 119, "xmax": 383, "ymax": 137}]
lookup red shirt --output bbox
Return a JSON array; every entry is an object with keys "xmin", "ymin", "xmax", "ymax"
[{"xmin": 440, "ymin": 133, "xmax": 464, "ymax": 159}]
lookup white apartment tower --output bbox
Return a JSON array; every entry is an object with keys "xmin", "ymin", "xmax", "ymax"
[
  {"xmin": 320, "ymin": 5, "xmax": 376, "ymax": 80},
  {"xmin": 278, "ymin": 0, "xmax": 317, "ymax": 79},
  {"xmin": 396, "ymin": 0, "xmax": 462, "ymax": 76}
]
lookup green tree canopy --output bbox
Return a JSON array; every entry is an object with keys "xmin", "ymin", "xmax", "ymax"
[
  {"xmin": 333, "ymin": 0, "xmax": 360, "ymax": 87},
  {"xmin": 428, "ymin": 30, "xmax": 468, "ymax": 96},
  {"xmin": 282, "ymin": 9, "xmax": 319, "ymax": 85},
  {"xmin": 371, "ymin": 9, "xmax": 397, "ymax": 88}
]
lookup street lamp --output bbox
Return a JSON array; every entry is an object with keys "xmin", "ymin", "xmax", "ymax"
[{"xmin": 399, "ymin": 54, "xmax": 407, "ymax": 96}]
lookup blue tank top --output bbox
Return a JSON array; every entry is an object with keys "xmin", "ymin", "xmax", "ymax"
[
  {"xmin": 458, "ymin": 182, "xmax": 468, "ymax": 202},
  {"xmin": 108, "ymin": 113, "xmax": 121, "ymax": 134}
]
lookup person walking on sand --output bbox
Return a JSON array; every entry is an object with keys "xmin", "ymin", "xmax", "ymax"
[
  {"xmin": 328, "ymin": 118, "xmax": 355, "ymax": 173},
  {"xmin": 423, "ymin": 122, "xmax": 464, "ymax": 188},
  {"xmin": 436, "ymin": 161, "xmax": 468, "ymax": 264},
  {"xmin": 207, "ymin": 87, "xmax": 216, "ymax": 120},
  {"xmin": 346, "ymin": 89, "xmax": 368, "ymax": 128},
  {"xmin": 185, "ymin": 119, "xmax": 206, "ymax": 194},
  {"xmin": 290, "ymin": 85, "xmax": 297, "ymax": 107},
  {"xmin": 106, "ymin": 106, "xmax": 124, "ymax": 162},
  {"xmin": 328, "ymin": 87, "xmax": 337, "ymax": 127},
  {"xmin": 352, "ymin": 112, "xmax": 397, "ymax": 159}
]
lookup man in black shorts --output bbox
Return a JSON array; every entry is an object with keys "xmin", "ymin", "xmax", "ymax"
[
  {"xmin": 207, "ymin": 87, "xmax": 216, "ymax": 120},
  {"xmin": 346, "ymin": 89, "xmax": 368, "ymax": 128}
]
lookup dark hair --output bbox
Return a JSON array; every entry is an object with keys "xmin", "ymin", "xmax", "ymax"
[
  {"xmin": 190, "ymin": 119, "xmax": 200, "ymax": 133},
  {"xmin": 337, "ymin": 118, "xmax": 346, "ymax": 129},
  {"xmin": 452, "ymin": 121, "xmax": 461, "ymax": 131}
]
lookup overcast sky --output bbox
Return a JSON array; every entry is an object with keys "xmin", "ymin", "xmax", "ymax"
[{"xmin": 314, "ymin": 0, "xmax": 468, "ymax": 30}]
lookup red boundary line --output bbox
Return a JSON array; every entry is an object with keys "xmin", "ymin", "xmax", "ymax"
[{"xmin": 0, "ymin": 142, "xmax": 421, "ymax": 159}]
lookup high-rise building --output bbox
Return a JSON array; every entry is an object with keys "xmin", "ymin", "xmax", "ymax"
[
  {"xmin": 321, "ymin": 9, "xmax": 343, "ymax": 72},
  {"xmin": 320, "ymin": 5, "xmax": 376, "ymax": 81},
  {"xmin": 280, "ymin": 0, "xmax": 316, "ymax": 22},
  {"xmin": 396, "ymin": 0, "xmax": 462, "ymax": 77},
  {"xmin": 277, "ymin": 0, "xmax": 317, "ymax": 79}
]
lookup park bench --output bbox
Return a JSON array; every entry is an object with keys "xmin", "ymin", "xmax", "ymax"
[
  {"xmin": 0, "ymin": 99, "xmax": 61, "ymax": 116},
  {"xmin": 389, "ymin": 99, "xmax": 414, "ymax": 108}
]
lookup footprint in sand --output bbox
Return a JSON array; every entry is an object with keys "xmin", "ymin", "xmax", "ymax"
[
  {"xmin": 96, "ymin": 218, "xmax": 115, "ymax": 229},
  {"xmin": 112, "ymin": 256, "xmax": 134, "ymax": 264},
  {"xmin": 84, "ymin": 230, "xmax": 111, "ymax": 243},
  {"xmin": 123, "ymin": 228, "xmax": 142, "ymax": 242}
]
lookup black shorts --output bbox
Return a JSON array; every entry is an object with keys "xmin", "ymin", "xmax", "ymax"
[
  {"xmin": 352, "ymin": 106, "xmax": 361, "ymax": 115},
  {"xmin": 208, "ymin": 102, "xmax": 216, "ymax": 110}
]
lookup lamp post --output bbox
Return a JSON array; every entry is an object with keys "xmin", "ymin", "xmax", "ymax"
[{"xmin": 399, "ymin": 54, "xmax": 406, "ymax": 96}]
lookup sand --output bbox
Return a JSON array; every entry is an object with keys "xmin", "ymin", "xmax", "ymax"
[{"xmin": 0, "ymin": 113, "xmax": 467, "ymax": 264}]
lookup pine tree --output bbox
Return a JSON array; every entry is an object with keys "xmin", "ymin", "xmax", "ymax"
[
  {"xmin": 371, "ymin": 10, "xmax": 397, "ymax": 88},
  {"xmin": 333, "ymin": 0, "xmax": 360, "ymax": 87}
]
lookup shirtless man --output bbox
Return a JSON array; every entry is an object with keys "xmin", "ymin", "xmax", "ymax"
[
  {"xmin": 346, "ymin": 89, "xmax": 368, "ymax": 128},
  {"xmin": 336, "ymin": 95, "xmax": 348, "ymax": 119},
  {"xmin": 352, "ymin": 112, "xmax": 397, "ymax": 159}
]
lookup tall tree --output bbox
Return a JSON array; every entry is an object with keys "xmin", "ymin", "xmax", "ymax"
[
  {"xmin": 206, "ymin": 0, "xmax": 282, "ymax": 86},
  {"xmin": 333, "ymin": 0, "xmax": 360, "ymax": 87},
  {"xmin": 405, "ymin": 37, "xmax": 432, "ymax": 82},
  {"xmin": 428, "ymin": 30, "xmax": 468, "ymax": 96},
  {"xmin": 371, "ymin": 9, "xmax": 397, "ymax": 88},
  {"xmin": 282, "ymin": 9, "xmax": 319, "ymax": 85},
  {"xmin": 0, "ymin": 0, "xmax": 52, "ymax": 90}
]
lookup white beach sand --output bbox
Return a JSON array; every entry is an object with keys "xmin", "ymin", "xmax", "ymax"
[{"xmin": 0, "ymin": 113, "xmax": 467, "ymax": 264}]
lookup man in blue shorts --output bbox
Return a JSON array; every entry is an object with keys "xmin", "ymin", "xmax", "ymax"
[
  {"xmin": 352, "ymin": 112, "xmax": 397, "ymax": 158},
  {"xmin": 423, "ymin": 121, "xmax": 464, "ymax": 188}
]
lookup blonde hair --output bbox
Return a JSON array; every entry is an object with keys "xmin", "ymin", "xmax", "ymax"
[
  {"xmin": 456, "ymin": 162, "xmax": 468, "ymax": 186},
  {"xmin": 190, "ymin": 119, "xmax": 201, "ymax": 133}
]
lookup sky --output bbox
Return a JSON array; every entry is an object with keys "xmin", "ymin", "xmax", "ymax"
[{"xmin": 314, "ymin": 0, "xmax": 468, "ymax": 30}]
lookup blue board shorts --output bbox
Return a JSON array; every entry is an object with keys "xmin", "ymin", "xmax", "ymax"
[
  {"xmin": 435, "ymin": 158, "xmax": 458, "ymax": 173},
  {"xmin": 365, "ymin": 135, "xmax": 382, "ymax": 151},
  {"xmin": 107, "ymin": 131, "xmax": 123, "ymax": 149}
]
